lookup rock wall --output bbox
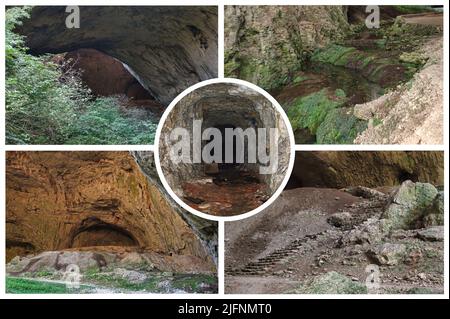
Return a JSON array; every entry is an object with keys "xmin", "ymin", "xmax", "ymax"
[
  {"xmin": 5, "ymin": 151, "xmax": 215, "ymax": 267},
  {"xmin": 292, "ymin": 151, "xmax": 444, "ymax": 188},
  {"xmin": 132, "ymin": 151, "xmax": 218, "ymax": 264},
  {"xmin": 225, "ymin": 5, "xmax": 349, "ymax": 89},
  {"xmin": 62, "ymin": 49, "xmax": 152, "ymax": 99},
  {"xmin": 19, "ymin": 6, "xmax": 218, "ymax": 105}
]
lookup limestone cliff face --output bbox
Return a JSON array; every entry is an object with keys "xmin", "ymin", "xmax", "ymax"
[
  {"xmin": 292, "ymin": 151, "xmax": 444, "ymax": 188},
  {"xmin": 225, "ymin": 5, "xmax": 349, "ymax": 89},
  {"xmin": 6, "ymin": 151, "xmax": 215, "ymax": 266},
  {"xmin": 19, "ymin": 6, "xmax": 218, "ymax": 105}
]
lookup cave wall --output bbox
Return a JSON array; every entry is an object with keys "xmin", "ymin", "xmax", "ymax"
[
  {"xmin": 62, "ymin": 49, "xmax": 152, "ymax": 99},
  {"xmin": 19, "ymin": 6, "xmax": 218, "ymax": 105},
  {"xmin": 6, "ymin": 151, "xmax": 215, "ymax": 264},
  {"xmin": 225, "ymin": 5, "xmax": 349, "ymax": 89},
  {"xmin": 159, "ymin": 83, "xmax": 290, "ymax": 196},
  {"xmin": 131, "ymin": 151, "xmax": 218, "ymax": 264},
  {"xmin": 292, "ymin": 151, "xmax": 444, "ymax": 188}
]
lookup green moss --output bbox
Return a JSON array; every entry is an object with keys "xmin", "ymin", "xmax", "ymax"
[
  {"xmin": 373, "ymin": 118, "xmax": 383, "ymax": 126},
  {"xmin": 224, "ymin": 50, "xmax": 240, "ymax": 77},
  {"xmin": 311, "ymin": 45, "xmax": 356, "ymax": 65},
  {"xmin": 316, "ymin": 107, "xmax": 367, "ymax": 144},
  {"xmin": 287, "ymin": 89, "xmax": 347, "ymax": 136},
  {"xmin": 293, "ymin": 75, "xmax": 309, "ymax": 84},
  {"xmin": 334, "ymin": 88, "xmax": 346, "ymax": 98},
  {"xmin": 83, "ymin": 268, "xmax": 217, "ymax": 293},
  {"xmin": 399, "ymin": 52, "xmax": 428, "ymax": 67}
]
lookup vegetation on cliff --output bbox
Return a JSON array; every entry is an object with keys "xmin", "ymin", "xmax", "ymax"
[{"xmin": 5, "ymin": 7, "xmax": 157, "ymax": 145}]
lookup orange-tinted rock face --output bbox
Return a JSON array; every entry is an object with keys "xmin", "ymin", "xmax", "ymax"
[
  {"xmin": 6, "ymin": 151, "xmax": 213, "ymax": 268},
  {"xmin": 63, "ymin": 49, "xmax": 152, "ymax": 99}
]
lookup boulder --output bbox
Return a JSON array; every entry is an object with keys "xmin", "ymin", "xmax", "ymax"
[
  {"xmin": 417, "ymin": 226, "xmax": 444, "ymax": 242},
  {"xmin": 382, "ymin": 181, "xmax": 439, "ymax": 230},
  {"xmin": 367, "ymin": 243, "xmax": 406, "ymax": 266},
  {"xmin": 327, "ymin": 212, "xmax": 352, "ymax": 227}
]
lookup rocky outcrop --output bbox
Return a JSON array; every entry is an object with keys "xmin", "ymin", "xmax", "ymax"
[
  {"xmin": 292, "ymin": 151, "xmax": 444, "ymax": 188},
  {"xmin": 225, "ymin": 6, "xmax": 349, "ymax": 90},
  {"xmin": 381, "ymin": 181, "xmax": 443, "ymax": 230},
  {"xmin": 5, "ymin": 151, "xmax": 216, "ymax": 271},
  {"xmin": 19, "ymin": 6, "xmax": 218, "ymax": 105}
]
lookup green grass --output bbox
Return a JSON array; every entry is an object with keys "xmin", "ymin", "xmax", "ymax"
[
  {"xmin": 5, "ymin": 7, "xmax": 158, "ymax": 145},
  {"xmin": 171, "ymin": 274, "xmax": 218, "ymax": 292},
  {"xmin": 6, "ymin": 277, "xmax": 91, "ymax": 294}
]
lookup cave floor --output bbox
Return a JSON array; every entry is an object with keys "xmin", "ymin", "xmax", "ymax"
[{"xmin": 182, "ymin": 168, "xmax": 269, "ymax": 216}]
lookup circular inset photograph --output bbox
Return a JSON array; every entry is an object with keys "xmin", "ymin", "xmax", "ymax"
[{"xmin": 155, "ymin": 79, "xmax": 294, "ymax": 220}]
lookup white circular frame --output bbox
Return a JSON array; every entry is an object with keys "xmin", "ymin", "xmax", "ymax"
[{"xmin": 154, "ymin": 78, "xmax": 296, "ymax": 222}]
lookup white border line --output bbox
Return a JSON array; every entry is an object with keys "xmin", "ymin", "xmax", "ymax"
[{"xmin": 1, "ymin": 1, "xmax": 448, "ymax": 300}]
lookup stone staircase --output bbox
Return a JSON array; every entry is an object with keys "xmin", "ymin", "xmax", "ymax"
[
  {"xmin": 226, "ymin": 197, "xmax": 388, "ymax": 277},
  {"xmin": 226, "ymin": 233, "xmax": 323, "ymax": 276}
]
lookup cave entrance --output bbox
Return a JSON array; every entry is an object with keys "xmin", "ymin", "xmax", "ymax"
[
  {"xmin": 54, "ymin": 48, "xmax": 164, "ymax": 115},
  {"xmin": 70, "ymin": 223, "xmax": 138, "ymax": 249}
]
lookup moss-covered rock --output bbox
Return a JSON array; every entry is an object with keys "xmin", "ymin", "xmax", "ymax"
[
  {"xmin": 224, "ymin": 6, "xmax": 350, "ymax": 90},
  {"xmin": 423, "ymin": 191, "xmax": 444, "ymax": 227},
  {"xmin": 287, "ymin": 88, "xmax": 347, "ymax": 137},
  {"xmin": 311, "ymin": 44, "xmax": 410, "ymax": 87},
  {"xmin": 316, "ymin": 107, "xmax": 367, "ymax": 144},
  {"xmin": 291, "ymin": 271, "xmax": 367, "ymax": 294},
  {"xmin": 382, "ymin": 181, "xmax": 440, "ymax": 230}
]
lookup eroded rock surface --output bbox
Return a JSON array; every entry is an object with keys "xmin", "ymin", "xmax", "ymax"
[
  {"xmin": 61, "ymin": 48, "xmax": 152, "ymax": 99},
  {"xmin": 225, "ymin": 6, "xmax": 349, "ymax": 89},
  {"xmin": 6, "ymin": 151, "xmax": 216, "ymax": 274},
  {"xmin": 291, "ymin": 151, "xmax": 444, "ymax": 188},
  {"xmin": 354, "ymin": 37, "xmax": 443, "ymax": 144}
]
